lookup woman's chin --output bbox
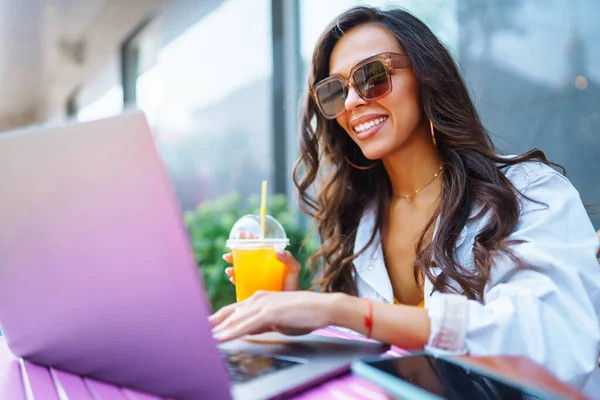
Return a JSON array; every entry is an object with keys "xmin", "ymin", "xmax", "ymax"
[{"xmin": 360, "ymin": 149, "xmax": 386, "ymax": 161}]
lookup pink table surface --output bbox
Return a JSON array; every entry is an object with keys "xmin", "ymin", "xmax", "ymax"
[
  {"xmin": 292, "ymin": 327, "xmax": 406, "ymax": 399},
  {"xmin": 0, "ymin": 328, "xmax": 403, "ymax": 400}
]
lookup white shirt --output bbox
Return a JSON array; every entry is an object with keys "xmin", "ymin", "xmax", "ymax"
[{"xmin": 352, "ymin": 161, "xmax": 600, "ymax": 393}]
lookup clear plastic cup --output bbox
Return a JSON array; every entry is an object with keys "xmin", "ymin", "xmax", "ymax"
[{"xmin": 226, "ymin": 214, "xmax": 289, "ymax": 301}]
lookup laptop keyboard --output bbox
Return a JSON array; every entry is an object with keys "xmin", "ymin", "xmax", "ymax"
[{"xmin": 222, "ymin": 349, "xmax": 301, "ymax": 383}]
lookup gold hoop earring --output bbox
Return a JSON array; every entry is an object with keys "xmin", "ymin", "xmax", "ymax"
[
  {"xmin": 430, "ymin": 119, "xmax": 437, "ymax": 148},
  {"xmin": 344, "ymin": 156, "xmax": 378, "ymax": 170}
]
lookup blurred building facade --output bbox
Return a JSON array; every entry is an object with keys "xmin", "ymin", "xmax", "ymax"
[{"xmin": 1, "ymin": 0, "xmax": 598, "ymax": 227}]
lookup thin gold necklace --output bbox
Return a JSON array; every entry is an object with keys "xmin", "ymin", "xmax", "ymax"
[{"xmin": 394, "ymin": 165, "xmax": 443, "ymax": 203}]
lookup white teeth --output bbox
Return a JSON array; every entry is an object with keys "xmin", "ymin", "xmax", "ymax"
[{"xmin": 354, "ymin": 117, "xmax": 387, "ymax": 133}]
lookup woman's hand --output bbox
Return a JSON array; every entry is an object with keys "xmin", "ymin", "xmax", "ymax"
[
  {"xmin": 222, "ymin": 249, "xmax": 302, "ymax": 291},
  {"xmin": 209, "ymin": 291, "xmax": 339, "ymax": 342}
]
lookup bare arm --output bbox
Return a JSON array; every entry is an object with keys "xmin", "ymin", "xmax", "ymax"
[
  {"xmin": 326, "ymin": 293, "xmax": 430, "ymax": 349},
  {"xmin": 210, "ymin": 290, "xmax": 430, "ymax": 348}
]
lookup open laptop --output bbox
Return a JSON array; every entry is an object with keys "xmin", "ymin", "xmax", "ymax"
[{"xmin": 0, "ymin": 111, "xmax": 387, "ymax": 400}]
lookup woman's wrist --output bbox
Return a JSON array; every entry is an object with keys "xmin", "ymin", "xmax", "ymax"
[
  {"xmin": 323, "ymin": 294, "xmax": 431, "ymax": 347},
  {"xmin": 325, "ymin": 293, "xmax": 363, "ymax": 331},
  {"xmin": 283, "ymin": 271, "xmax": 300, "ymax": 291}
]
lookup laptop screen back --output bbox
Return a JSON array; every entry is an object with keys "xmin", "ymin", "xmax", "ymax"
[{"xmin": 0, "ymin": 112, "xmax": 231, "ymax": 400}]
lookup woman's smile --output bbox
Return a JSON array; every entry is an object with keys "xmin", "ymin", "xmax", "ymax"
[{"xmin": 351, "ymin": 114, "xmax": 388, "ymax": 140}]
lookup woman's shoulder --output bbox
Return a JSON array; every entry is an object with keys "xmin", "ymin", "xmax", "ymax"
[
  {"xmin": 499, "ymin": 155, "xmax": 569, "ymax": 194},
  {"xmin": 497, "ymin": 156, "xmax": 590, "ymax": 225}
]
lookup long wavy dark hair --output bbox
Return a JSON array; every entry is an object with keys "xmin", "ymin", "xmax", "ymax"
[{"xmin": 292, "ymin": 6, "xmax": 553, "ymax": 301}]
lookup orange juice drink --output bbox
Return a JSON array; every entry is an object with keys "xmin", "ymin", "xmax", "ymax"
[
  {"xmin": 226, "ymin": 214, "xmax": 290, "ymax": 302},
  {"xmin": 232, "ymin": 247, "xmax": 286, "ymax": 301}
]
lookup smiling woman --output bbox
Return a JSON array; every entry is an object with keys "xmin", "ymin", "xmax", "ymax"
[{"xmin": 211, "ymin": 6, "xmax": 600, "ymax": 396}]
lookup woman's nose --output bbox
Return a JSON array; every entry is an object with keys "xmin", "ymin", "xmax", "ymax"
[{"xmin": 344, "ymin": 84, "xmax": 367, "ymax": 112}]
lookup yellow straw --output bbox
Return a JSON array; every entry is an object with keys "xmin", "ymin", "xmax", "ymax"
[{"xmin": 260, "ymin": 180, "xmax": 267, "ymax": 239}]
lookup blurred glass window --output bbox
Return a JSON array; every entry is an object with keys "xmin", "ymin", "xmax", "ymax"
[{"xmin": 127, "ymin": 0, "xmax": 273, "ymax": 211}]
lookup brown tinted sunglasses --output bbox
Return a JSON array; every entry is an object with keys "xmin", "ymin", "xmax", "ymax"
[{"xmin": 311, "ymin": 52, "xmax": 412, "ymax": 119}]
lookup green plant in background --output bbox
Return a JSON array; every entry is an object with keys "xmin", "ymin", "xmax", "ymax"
[{"xmin": 184, "ymin": 193, "xmax": 318, "ymax": 311}]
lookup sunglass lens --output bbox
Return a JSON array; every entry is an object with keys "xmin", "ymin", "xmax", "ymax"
[
  {"xmin": 316, "ymin": 79, "xmax": 346, "ymax": 118},
  {"xmin": 354, "ymin": 60, "xmax": 390, "ymax": 99}
]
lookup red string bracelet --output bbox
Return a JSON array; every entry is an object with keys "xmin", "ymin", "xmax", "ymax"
[{"xmin": 364, "ymin": 298, "xmax": 373, "ymax": 339}]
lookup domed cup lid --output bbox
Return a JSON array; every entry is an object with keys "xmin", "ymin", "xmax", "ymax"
[{"xmin": 226, "ymin": 214, "xmax": 289, "ymax": 250}]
